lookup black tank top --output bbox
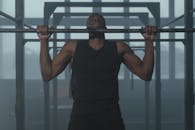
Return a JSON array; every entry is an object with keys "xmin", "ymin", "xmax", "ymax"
[{"xmin": 71, "ymin": 40, "xmax": 122, "ymax": 102}]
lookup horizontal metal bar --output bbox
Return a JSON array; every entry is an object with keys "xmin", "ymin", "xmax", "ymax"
[
  {"xmin": 160, "ymin": 8, "xmax": 195, "ymax": 28},
  {"xmin": 45, "ymin": 2, "xmax": 158, "ymax": 7},
  {"xmin": 48, "ymin": 46, "xmax": 146, "ymax": 49},
  {"xmin": 0, "ymin": 11, "xmax": 17, "ymax": 22},
  {"xmin": 0, "ymin": 28, "xmax": 194, "ymax": 33},
  {"xmin": 53, "ymin": 12, "xmax": 147, "ymax": 17},
  {"xmin": 24, "ymin": 39, "xmax": 184, "ymax": 43},
  {"xmin": 0, "ymin": 17, "xmax": 189, "ymax": 26}
]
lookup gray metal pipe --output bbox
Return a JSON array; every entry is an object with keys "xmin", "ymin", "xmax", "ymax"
[{"xmin": 0, "ymin": 28, "xmax": 195, "ymax": 33}]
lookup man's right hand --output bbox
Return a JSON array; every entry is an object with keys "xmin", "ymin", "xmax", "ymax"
[{"xmin": 37, "ymin": 25, "xmax": 51, "ymax": 41}]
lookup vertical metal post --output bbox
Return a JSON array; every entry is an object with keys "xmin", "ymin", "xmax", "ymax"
[
  {"xmin": 43, "ymin": 3, "xmax": 50, "ymax": 130},
  {"xmin": 64, "ymin": 0, "xmax": 71, "ymax": 97},
  {"xmin": 154, "ymin": 7, "xmax": 161, "ymax": 130},
  {"xmin": 15, "ymin": 0, "xmax": 25, "ymax": 130},
  {"xmin": 0, "ymin": 1, "xmax": 2, "ymax": 78},
  {"xmin": 169, "ymin": 0, "xmax": 175, "ymax": 79},
  {"xmin": 130, "ymin": 73, "xmax": 134, "ymax": 90},
  {"xmin": 144, "ymin": 82, "xmax": 150, "ymax": 130},
  {"xmin": 52, "ymin": 16, "xmax": 59, "ymax": 130},
  {"xmin": 43, "ymin": 82, "xmax": 50, "ymax": 130},
  {"xmin": 52, "ymin": 79, "xmax": 58, "ymax": 130},
  {"xmin": 93, "ymin": 0, "xmax": 101, "ymax": 12},
  {"xmin": 141, "ymin": 11, "xmax": 150, "ymax": 130},
  {"xmin": 124, "ymin": 0, "xmax": 131, "ymax": 85},
  {"xmin": 184, "ymin": 0, "xmax": 194, "ymax": 130}
]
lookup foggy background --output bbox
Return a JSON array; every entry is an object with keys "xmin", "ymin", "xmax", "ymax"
[{"xmin": 0, "ymin": 0, "xmax": 194, "ymax": 130}]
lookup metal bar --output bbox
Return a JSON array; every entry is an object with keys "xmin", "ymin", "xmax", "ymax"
[
  {"xmin": 15, "ymin": 1, "xmax": 25, "ymax": 130},
  {"xmin": 63, "ymin": 0, "xmax": 72, "ymax": 98},
  {"xmin": 52, "ymin": 12, "xmax": 148, "ymax": 27},
  {"xmin": 124, "ymin": 0, "xmax": 131, "ymax": 87},
  {"xmin": 161, "ymin": 8, "xmax": 195, "ymax": 28},
  {"xmin": 44, "ymin": 2, "xmax": 157, "ymax": 22},
  {"xmin": 24, "ymin": 38, "xmax": 185, "ymax": 42},
  {"xmin": 130, "ymin": 72, "xmax": 134, "ymax": 90},
  {"xmin": 145, "ymin": 81, "xmax": 150, "ymax": 130},
  {"xmin": 43, "ymin": 82, "xmax": 50, "ymax": 130},
  {"xmin": 0, "ymin": 28, "xmax": 194, "ymax": 33},
  {"xmin": 52, "ymin": 18, "xmax": 58, "ymax": 130},
  {"xmin": 161, "ymin": 15, "xmax": 184, "ymax": 28},
  {"xmin": 184, "ymin": 0, "xmax": 194, "ymax": 129},
  {"xmin": 53, "ymin": 12, "xmax": 148, "ymax": 17},
  {"xmin": 0, "ymin": 11, "xmax": 35, "ymax": 30},
  {"xmin": 0, "ymin": 17, "xmax": 192, "ymax": 26},
  {"xmin": 169, "ymin": 0, "xmax": 176, "ymax": 79},
  {"xmin": 48, "ymin": 46, "xmax": 147, "ymax": 50},
  {"xmin": 0, "ymin": 2, "xmax": 2, "ymax": 78},
  {"xmin": 52, "ymin": 75, "xmax": 58, "ymax": 130},
  {"xmin": 44, "ymin": 2, "xmax": 158, "ymax": 7},
  {"xmin": 0, "ymin": 10, "xmax": 18, "ymax": 22},
  {"xmin": 43, "ymin": 5, "xmax": 50, "ymax": 130},
  {"xmin": 154, "ymin": 4, "xmax": 161, "ymax": 130}
]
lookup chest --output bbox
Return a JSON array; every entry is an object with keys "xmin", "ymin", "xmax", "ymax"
[{"xmin": 72, "ymin": 42, "xmax": 121, "ymax": 75}]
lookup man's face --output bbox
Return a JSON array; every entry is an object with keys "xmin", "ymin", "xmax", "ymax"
[
  {"xmin": 87, "ymin": 13, "xmax": 106, "ymax": 39},
  {"xmin": 87, "ymin": 14, "xmax": 106, "ymax": 29},
  {"xmin": 87, "ymin": 19, "xmax": 104, "ymax": 29}
]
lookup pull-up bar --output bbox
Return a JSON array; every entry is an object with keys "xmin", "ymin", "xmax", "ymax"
[{"xmin": 0, "ymin": 28, "xmax": 194, "ymax": 33}]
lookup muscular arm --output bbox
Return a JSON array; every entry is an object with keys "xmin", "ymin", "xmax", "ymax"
[
  {"xmin": 117, "ymin": 41, "xmax": 154, "ymax": 81},
  {"xmin": 40, "ymin": 40, "xmax": 76, "ymax": 81},
  {"xmin": 118, "ymin": 26, "xmax": 156, "ymax": 81}
]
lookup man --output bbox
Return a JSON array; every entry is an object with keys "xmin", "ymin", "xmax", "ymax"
[{"xmin": 37, "ymin": 13, "xmax": 156, "ymax": 130}]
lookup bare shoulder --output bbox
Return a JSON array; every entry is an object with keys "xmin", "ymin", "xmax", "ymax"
[
  {"xmin": 116, "ymin": 41, "xmax": 133, "ymax": 55},
  {"xmin": 61, "ymin": 40, "xmax": 78, "ymax": 56}
]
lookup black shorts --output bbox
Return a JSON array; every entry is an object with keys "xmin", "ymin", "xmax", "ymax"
[{"xmin": 68, "ymin": 101, "xmax": 125, "ymax": 130}]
